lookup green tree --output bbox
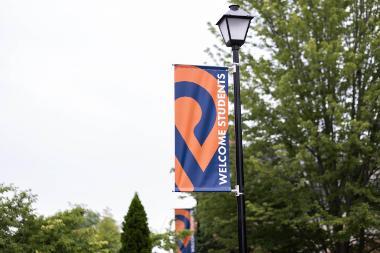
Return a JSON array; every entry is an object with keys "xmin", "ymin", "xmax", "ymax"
[
  {"xmin": 0, "ymin": 184, "xmax": 41, "ymax": 253},
  {"xmin": 0, "ymin": 183, "xmax": 121, "ymax": 253},
  {"xmin": 97, "ymin": 209, "xmax": 121, "ymax": 253},
  {"xmin": 151, "ymin": 228, "xmax": 177, "ymax": 252},
  {"xmin": 196, "ymin": 0, "xmax": 380, "ymax": 252},
  {"xmin": 120, "ymin": 193, "xmax": 151, "ymax": 253},
  {"xmin": 33, "ymin": 206, "xmax": 109, "ymax": 253},
  {"xmin": 150, "ymin": 221, "xmax": 193, "ymax": 252}
]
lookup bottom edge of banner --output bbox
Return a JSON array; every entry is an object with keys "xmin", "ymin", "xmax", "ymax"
[{"xmin": 174, "ymin": 187, "xmax": 231, "ymax": 193}]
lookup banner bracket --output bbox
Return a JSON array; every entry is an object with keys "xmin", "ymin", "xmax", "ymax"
[
  {"xmin": 229, "ymin": 63, "xmax": 239, "ymax": 73},
  {"xmin": 231, "ymin": 185, "xmax": 243, "ymax": 196}
]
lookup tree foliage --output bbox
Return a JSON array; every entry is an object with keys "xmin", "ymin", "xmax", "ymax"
[
  {"xmin": 151, "ymin": 228, "xmax": 177, "ymax": 252},
  {"xmin": 151, "ymin": 221, "xmax": 193, "ymax": 252},
  {"xmin": 0, "ymin": 184, "xmax": 41, "ymax": 253},
  {"xmin": 34, "ymin": 207, "xmax": 111, "ymax": 253},
  {"xmin": 120, "ymin": 193, "xmax": 151, "ymax": 253},
  {"xmin": 0, "ymin": 184, "xmax": 121, "ymax": 253},
  {"xmin": 196, "ymin": 0, "xmax": 380, "ymax": 252},
  {"xmin": 97, "ymin": 209, "xmax": 122, "ymax": 253}
]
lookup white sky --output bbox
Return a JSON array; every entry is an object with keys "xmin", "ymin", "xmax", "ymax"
[{"xmin": 0, "ymin": 0, "xmax": 230, "ymax": 235}]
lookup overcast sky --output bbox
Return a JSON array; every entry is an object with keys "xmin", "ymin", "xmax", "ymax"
[{"xmin": 0, "ymin": 0, "xmax": 232, "ymax": 234}]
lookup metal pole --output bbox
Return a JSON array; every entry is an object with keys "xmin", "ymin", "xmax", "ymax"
[{"xmin": 232, "ymin": 45, "xmax": 247, "ymax": 253}]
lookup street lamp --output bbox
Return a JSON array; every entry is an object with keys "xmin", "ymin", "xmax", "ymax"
[
  {"xmin": 216, "ymin": 5, "xmax": 253, "ymax": 48},
  {"xmin": 217, "ymin": 5, "xmax": 253, "ymax": 253}
]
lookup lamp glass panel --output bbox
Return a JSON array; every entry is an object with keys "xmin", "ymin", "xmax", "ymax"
[
  {"xmin": 219, "ymin": 18, "xmax": 230, "ymax": 44},
  {"xmin": 227, "ymin": 17, "xmax": 250, "ymax": 41}
]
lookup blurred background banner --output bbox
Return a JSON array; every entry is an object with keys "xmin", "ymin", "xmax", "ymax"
[
  {"xmin": 174, "ymin": 65, "xmax": 230, "ymax": 192},
  {"xmin": 175, "ymin": 208, "xmax": 195, "ymax": 253}
]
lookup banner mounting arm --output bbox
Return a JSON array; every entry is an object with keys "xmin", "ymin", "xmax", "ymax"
[{"xmin": 231, "ymin": 185, "xmax": 243, "ymax": 196}]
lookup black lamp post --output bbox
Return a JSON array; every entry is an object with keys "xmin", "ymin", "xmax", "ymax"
[{"xmin": 217, "ymin": 5, "xmax": 253, "ymax": 253}]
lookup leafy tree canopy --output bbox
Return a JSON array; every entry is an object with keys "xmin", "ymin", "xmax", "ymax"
[
  {"xmin": 0, "ymin": 184, "xmax": 121, "ymax": 253},
  {"xmin": 120, "ymin": 193, "xmax": 151, "ymax": 253},
  {"xmin": 196, "ymin": 0, "xmax": 380, "ymax": 252},
  {"xmin": 0, "ymin": 184, "xmax": 41, "ymax": 253}
]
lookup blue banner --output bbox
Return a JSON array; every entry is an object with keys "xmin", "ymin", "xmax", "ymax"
[
  {"xmin": 175, "ymin": 209, "xmax": 195, "ymax": 253},
  {"xmin": 174, "ymin": 65, "xmax": 231, "ymax": 192}
]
